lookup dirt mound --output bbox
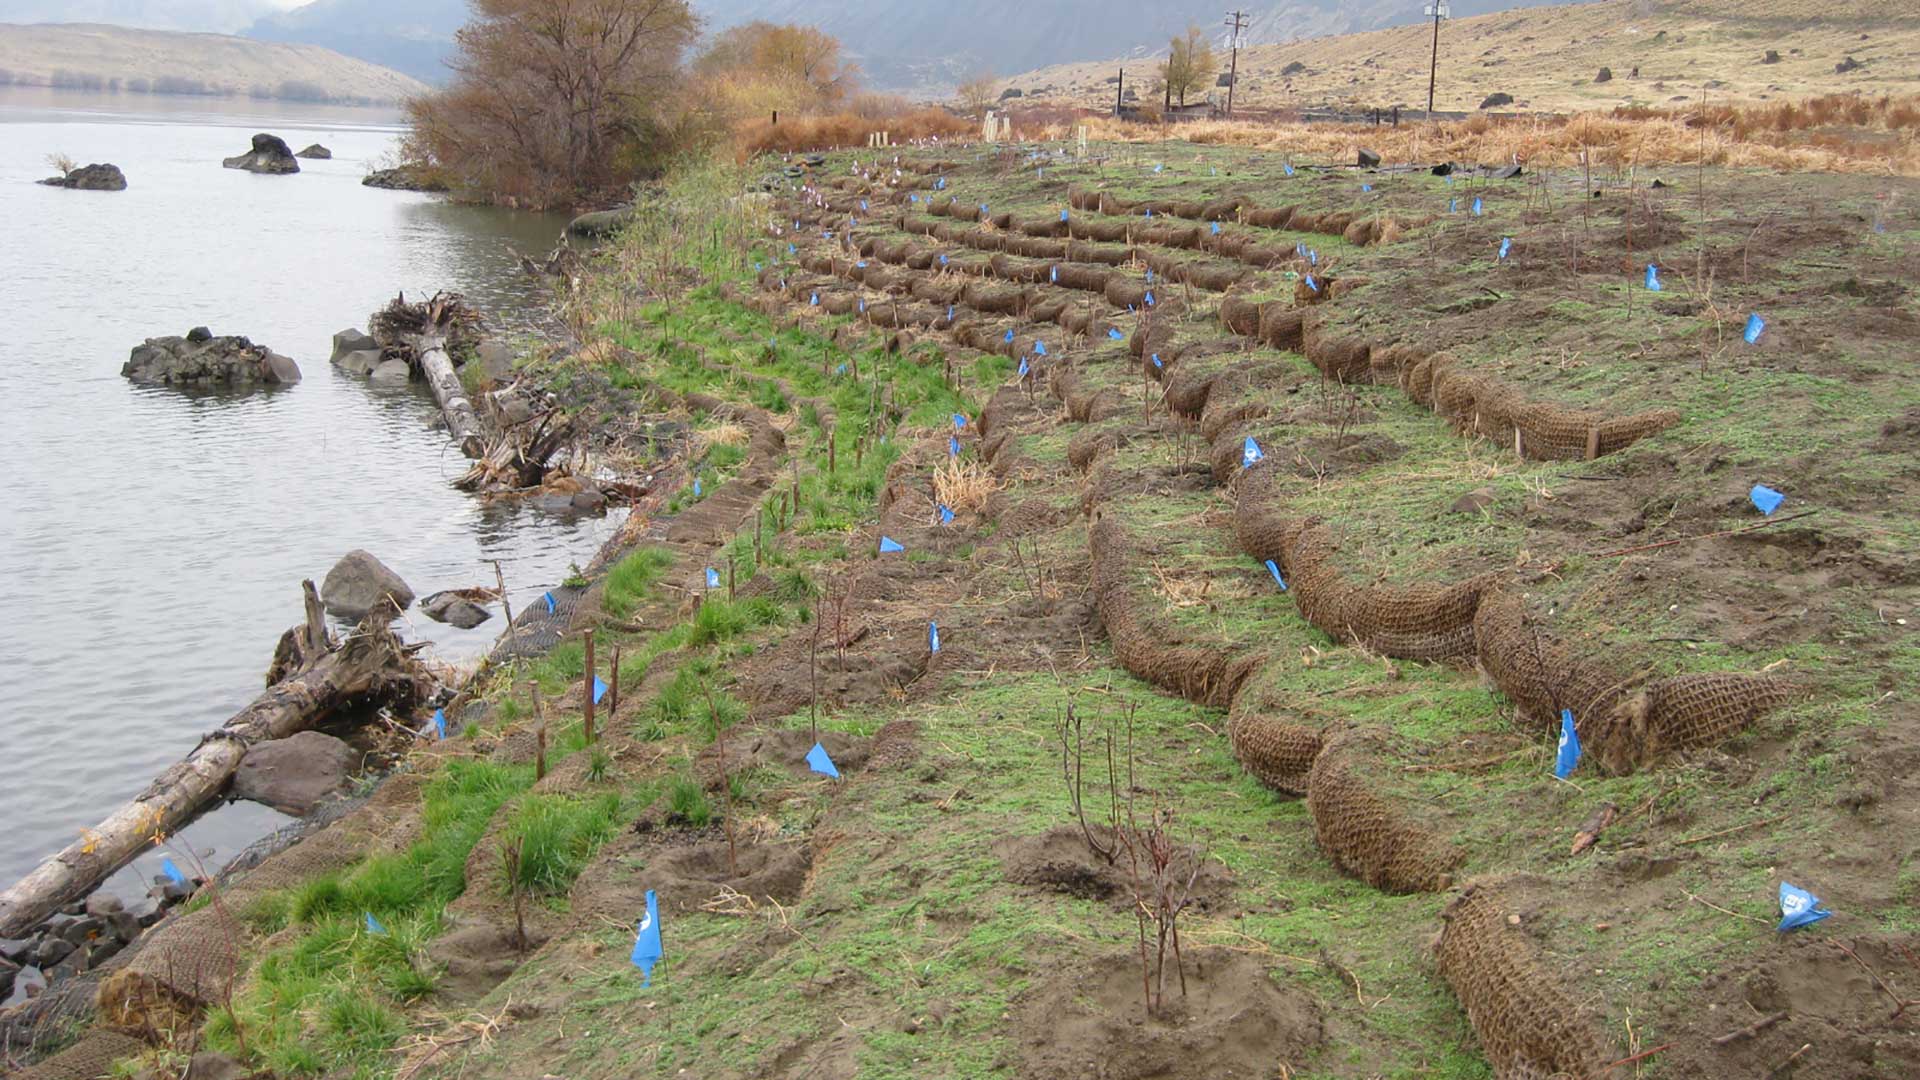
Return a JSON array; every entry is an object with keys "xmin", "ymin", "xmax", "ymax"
[
  {"xmin": 991, "ymin": 824, "xmax": 1234, "ymax": 914},
  {"xmin": 1011, "ymin": 947, "xmax": 1324, "ymax": 1080},
  {"xmin": 1657, "ymin": 932, "xmax": 1920, "ymax": 1079}
]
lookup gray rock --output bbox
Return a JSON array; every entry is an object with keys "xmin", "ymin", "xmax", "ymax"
[
  {"xmin": 33, "ymin": 936, "xmax": 73, "ymax": 966},
  {"xmin": 85, "ymin": 893, "xmax": 124, "ymax": 918},
  {"xmin": 490, "ymin": 386, "xmax": 535, "ymax": 424},
  {"xmin": 321, "ymin": 549, "xmax": 414, "ymax": 618},
  {"xmin": 331, "ymin": 328, "xmax": 378, "ymax": 362},
  {"xmin": 369, "ymin": 358, "xmax": 412, "ymax": 384},
  {"xmin": 475, "ymin": 340, "xmax": 516, "ymax": 381},
  {"xmin": 571, "ymin": 488, "xmax": 607, "ymax": 512},
  {"xmin": 0, "ymin": 957, "xmax": 14, "ymax": 999},
  {"xmin": 566, "ymin": 206, "xmax": 633, "ymax": 238},
  {"xmin": 232, "ymin": 730, "xmax": 358, "ymax": 816},
  {"xmin": 421, "ymin": 591, "xmax": 492, "ymax": 630},
  {"xmin": 3, "ymin": 965, "xmax": 45, "ymax": 1008},
  {"xmin": 532, "ymin": 492, "xmax": 577, "ymax": 514},
  {"xmin": 222, "ymin": 132, "xmax": 300, "ymax": 174},
  {"xmin": 58, "ymin": 916, "xmax": 105, "ymax": 946},
  {"xmin": 185, "ymin": 1052, "xmax": 253, "ymax": 1080},
  {"xmin": 88, "ymin": 938, "xmax": 123, "ymax": 966},
  {"xmin": 187, "ymin": 326, "xmax": 213, "ymax": 343},
  {"xmin": 295, "ymin": 143, "xmax": 332, "ymax": 159},
  {"xmin": 127, "ymin": 894, "xmax": 164, "ymax": 927},
  {"xmin": 336, "ymin": 349, "xmax": 382, "ymax": 376},
  {"xmin": 1450, "ymin": 487, "xmax": 1497, "ymax": 515},
  {"xmin": 108, "ymin": 910, "xmax": 142, "ymax": 943},
  {"xmin": 362, "ymin": 165, "xmax": 450, "ymax": 192},
  {"xmin": 123, "ymin": 331, "xmax": 299, "ymax": 388},
  {"xmin": 0, "ymin": 938, "xmax": 32, "ymax": 963},
  {"xmin": 38, "ymin": 162, "xmax": 128, "ymax": 190},
  {"xmin": 1357, "ymin": 148, "xmax": 1381, "ymax": 168}
]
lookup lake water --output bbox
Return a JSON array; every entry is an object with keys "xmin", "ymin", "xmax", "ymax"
[{"xmin": 0, "ymin": 88, "xmax": 623, "ymax": 893}]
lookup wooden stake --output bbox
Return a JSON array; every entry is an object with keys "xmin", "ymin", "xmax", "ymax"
[
  {"xmin": 609, "ymin": 645, "xmax": 622, "ymax": 714},
  {"xmin": 489, "ymin": 559, "xmax": 516, "ymax": 655},
  {"xmin": 582, "ymin": 629, "xmax": 596, "ymax": 746},
  {"xmin": 529, "ymin": 681, "xmax": 547, "ymax": 781},
  {"xmin": 1585, "ymin": 425, "xmax": 1601, "ymax": 461},
  {"xmin": 728, "ymin": 554, "xmax": 737, "ymax": 600}
]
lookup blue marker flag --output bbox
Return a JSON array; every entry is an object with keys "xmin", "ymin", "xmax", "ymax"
[
  {"xmin": 1152, "ymin": 353, "xmax": 1163, "ymax": 368},
  {"xmin": 879, "ymin": 536, "xmax": 905, "ymax": 553},
  {"xmin": 1108, "ymin": 327, "xmax": 1125, "ymax": 339},
  {"xmin": 1362, "ymin": 184, "xmax": 1372, "ymax": 193},
  {"xmin": 1061, "ymin": 209, "xmax": 1070, "ymax": 222},
  {"xmin": 1777, "ymin": 881, "xmax": 1832, "ymax": 932},
  {"xmin": 1242, "ymin": 436, "xmax": 1265, "ymax": 468},
  {"xmin": 705, "ymin": 567, "xmax": 720, "ymax": 589},
  {"xmin": 432, "ymin": 708, "xmax": 447, "ymax": 740},
  {"xmin": 929, "ymin": 621, "xmax": 941, "ymax": 653},
  {"xmin": 1744, "ymin": 313, "xmax": 1767, "ymax": 344},
  {"xmin": 788, "ymin": 243, "xmax": 796, "ymax": 254},
  {"xmin": 1309, "ymin": 249, "xmax": 1318, "ymax": 266},
  {"xmin": 947, "ymin": 305, "xmax": 955, "ymax": 321},
  {"xmin": 631, "ymin": 890, "xmax": 663, "ymax": 985},
  {"xmin": 1145, "ymin": 208, "xmax": 1153, "ymax": 219},
  {"xmin": 1750, "ymin": 484, "xmax": 1785, "ymax": 516},
  {"xmin": 1305, "ymin": 275, "xmax": 1319, "ymax": 292},
  {"xmin": 940, "ymin": 254, "xmax": 949, "ymax": 265},
  {"xmin": 859, "ymin": 299, "xmax": 866, "ymax": 313},
  {"xmin": 1555, "ymin": 709, "xmax": 1581, "ymax": 779},
  {"xmin": 1449, "ymin": 198, "xmax": 1458, "ymax": 213},
  {"xmin": 835, "ymin": 362, "xmax": 848, "ymax": 375},
  {"xmin": 1018, "ymin": 357, "xmax": 1030, "ymax": 377},
  {"xmin": 953, "ymin": 413, "xmax": 967, "ymax": 429},
  {"xmin": 949, "ymin": 435, "xmax": 961, "ymax": 456},
  {"xmin": 938, "ymin": 504, "xmax": 954, "ymax": 525},
  {"xmin": 693, "ymin": 478, "xmax": 702, "ymax": 496},
  {"xmin": 1645, "ymin": 264, "xmax": 1662, "ymax": 291},
  {"xmin": 1211, "ymin": 221, "xmax": 1221, "ymax": 235},
  {"xmin": 860, "ymin": 199, "xmax": 868, "ymax": 211},
  {"xmin": 1145, "ymin": 290, "xmax": 1155, "ymax": 306},
  {"xmin": 1499, "ymin": 237, "xmax": 1512, "ymax": 259},
  {"xmin": 1154, "ymin": 163, "xmax": 1163, "ymax": 173},
  {"xmin": 161, "ymin": 857, "xmax": 187, "ymax": 887},
  {"xmin": 809, "ymin": 292, "xmax": 819, "ymax": 306},
  {"xmin": 1035, "ymin": 341, "xmax": 1047, "ymax": 356},
  {"xmin": 1145, "ymin": 269, "xmax": 1154, "ymax": 283},
  {"xmin": 1284, "ymin": 163, "xmax": 1295, "ymax": 176},
  {"xmin": 1472, "ymin": 197, "xmax": 1484, "ymax": 215},
  {"xmin": 365, "ymin": 913, "xmax": 386, "ymax": 935},
  {"xmin": 1050, "ymin": 266, "xmax": 1059, "ymax": 283},
  {"xmin": 806, "ymin": 742, "xmax": 841, "ymax": 779},
  {"xmin": 1265, "ymin": 559, "xmax": 1288, "ymax": 591},
  {"xmin": 980, "ymin": 203, "xmax": 989, "ymax": 215},
  {"xmin": 544, "ymin": 592, "xmax": 557, "ymax": 614},
  {"xmin": 592, "ymin": 676, "xmax": 608, "ymax": 705},
  {"xmin": 1006, "ymin": 328, "xmax": 1016, "ymax": 343}
]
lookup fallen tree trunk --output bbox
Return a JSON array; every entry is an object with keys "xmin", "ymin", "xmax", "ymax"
[
  {"xmin": 0, "ymin": 582, "xmax": 420, "ymax": 939},
  {"xmin": 418, "ymin": 330, "xmax": 485, "ymax": 459}
]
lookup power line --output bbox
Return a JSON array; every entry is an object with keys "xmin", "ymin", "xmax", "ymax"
[{"xmin": 1224, "ymin": 10, "xmax": 1249, "ymax": 116}]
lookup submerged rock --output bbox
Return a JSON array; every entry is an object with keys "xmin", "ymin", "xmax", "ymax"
[
  {"xmin": 320, "ymin": 549, "xmax": 415, "ymax": 617},
  {"xmin": 422, "ymin": 590, "xmax": 493, "ymax": 629},
  {"xmin": 123, "ymin": 331, "xmax": 300, "ymax": 388},
  {"xmin": 369, "ymin": 357, "xmax": 412, "ymax": 384},
  {"xmin": 222, "ymin": 133, "xmax": 300, "ymax": 174},
  {"xmin": 232, "ymin": 730, "xmax": 357, "ymax": 816},
  {"xmin": 362, "ymin": 164, "xmax": 450, "ymax": 192},
  {"xmin": 38, "ymin": 163, "xmax": 127, "ymax": 191},
  {"xmin": 566, "ymin": 206, "xmax": 633, "ymax": 238},
  {"xmin": 296, "ymin": 143, "xmax": 332, "ymax": 159}
]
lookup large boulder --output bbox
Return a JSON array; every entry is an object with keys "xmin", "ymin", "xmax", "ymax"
[
  {"xmin": 123, "ymin": 331, "xmax": 300, "ymax": 388},
  {"xmin": 369, "ymin": 358, "xmax": 412, "ymax": 384},
  {"xmin": 38, "ymin": 163, "xmax": 127, "ymax": 191},
  {"xmin": 320, "ymin": 549, "xmax": 414, "ymax": 617},
  {"xmin": 566, "ymin": 206, "xmax": 633, "ymax": 238},
  {"xmin": 231, "ymin": 731, "xmax": 357, "ymax": 816},
  {"xmin": 222, "ymin": 133, "xmax": 299, "ymax": 175},
  {"xmin": 330, "ymin": 328, "xmax": 377, "ymax": 362},
  {"xmin": 362, "ymin": 165, "xmax": 450, "ymax": 192},
  {"xmin": 295, "ymin": 144, "xmax": 332, "ymax": 159}
]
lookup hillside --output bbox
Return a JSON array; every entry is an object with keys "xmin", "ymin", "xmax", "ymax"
[
  {"xmin": 244, "ymin": 0, "xmax": 467, "ymax": 86},
  {"xmin": 0, "ymin": 0, "xmax": 274, "ymax": 34},
  {"xmin": 994, "ymin": 0, "xmax": 1920, "ymax": 114},
  {"xmin": 692, "ymin": 0, "xmax": 1569, "ymax": 95},
  {"xmin": 0, "ymin": 21, "xmax": 429, "ymax": 104}
]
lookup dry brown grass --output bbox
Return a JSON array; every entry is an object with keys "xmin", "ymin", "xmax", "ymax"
[
  {"xmin": 1053, "ymin": 94, "xmax": 1920, "ymax": 175},
  {"xmin": 932, "ymin": 457, "xmax": 999, "ymax": 514},
  {"xmin": 738, "ymin": 107, "xmax": 973, "ymax": 157},
  {"xmin": 694, "ymin": 421, "xmax": 750, "ymax": 453}
]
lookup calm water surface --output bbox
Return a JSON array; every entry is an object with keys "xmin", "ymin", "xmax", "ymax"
[{"xmin": 0, "ymin": 89, "xmax": 622, "ymax": 891}]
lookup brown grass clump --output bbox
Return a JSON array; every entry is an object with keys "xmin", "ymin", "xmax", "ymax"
[
  {"xmin": 696, "ymin": 421, "xmax": 750, "ymax": 451},
  {"xmin": 933, "ymin": 456, "xmax": 999, "ymax": 514},
  {"xmin": 1054, "ymin": 93, "xmax": 1920, "ymax": 175},
  {"xmin": 739, "ymin": 108, "xmax": 973, "ymax": 157}
]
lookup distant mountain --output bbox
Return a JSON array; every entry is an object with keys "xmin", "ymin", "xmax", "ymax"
[
  {"xmin": 0, "ymin": 0, "xmax": 275, "ymax": 34},
  {"xmin": 0, "ymin": 22, "xmax": 429, "ymax": 104},
  {"xmin": 244, "ymin": 0, "xmax": 468, "ymax": 85},
  {"xmin": 688, "ymin": 0, "xmax": 1574, "ymax": 94}
]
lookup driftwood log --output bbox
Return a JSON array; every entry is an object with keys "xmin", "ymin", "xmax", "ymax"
[
  {"xmin": 455, "ymin": 405, "xmax": 576, "ymax": 492},
  {"xmin": 372, "ymin": 291, "xmax": 485, "ymax": 459},
  {"xmin": 0, "ymin": 581, "xmax": 422, "ymax": 939},
  {"xmin": 419, "ymin": 331, "xmax": 484, "ymax": 458}
]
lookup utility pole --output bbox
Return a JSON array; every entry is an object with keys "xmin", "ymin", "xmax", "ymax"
[
  {"xmin": 1116, "ymin": 67, "xmax": 1124, "ymax": 116},
  {"xmin": 1224, "ymin": 10, "xmax": 1249, "ymax": 117},
  {"xmin": 1424, "ymin": 2, "xmax": 1450, "ymax": 116}
]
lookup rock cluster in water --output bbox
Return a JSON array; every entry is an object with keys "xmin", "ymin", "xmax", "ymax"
[
  {"xmin": 361, "ymin": 165, "xmax": 450, "ymax": 192},
  {"xmin": 0, "ymin": 871, "xmax": 198, "ymax": 1009},
  {"xmin": 38, "ymin": 163, "xmax": 127, "ymax": 191},
  {"xmin": 320, "ymin": 549, "xmax": 415, "ymax": 619},
  {"xmin": 122, "ymin": 328, "xmax": 301, "ymax": 388},
  {"xmin": 222, "ymin": 132, "xmax": 300, "ymax": 174},
  {"xmin": 295, "ymin": 143, "xmax": 332, "ymax": 160}
]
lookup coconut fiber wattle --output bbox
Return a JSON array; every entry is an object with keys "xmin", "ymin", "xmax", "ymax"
[
  {"xmin": 1305, "ymin": 727, "xmax": 1463, "ymax": 893},
  {"xmin": 1471, "ymin": 590, "xmax": 1633, "ymax": 737},
  {"xmin": 1587, "ymin": 672, "xmax": 1792, "ymax": 774},
  {"xmin": 1436, "ymin": 879, "xmax": 1615, "ymax": 1079}
]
